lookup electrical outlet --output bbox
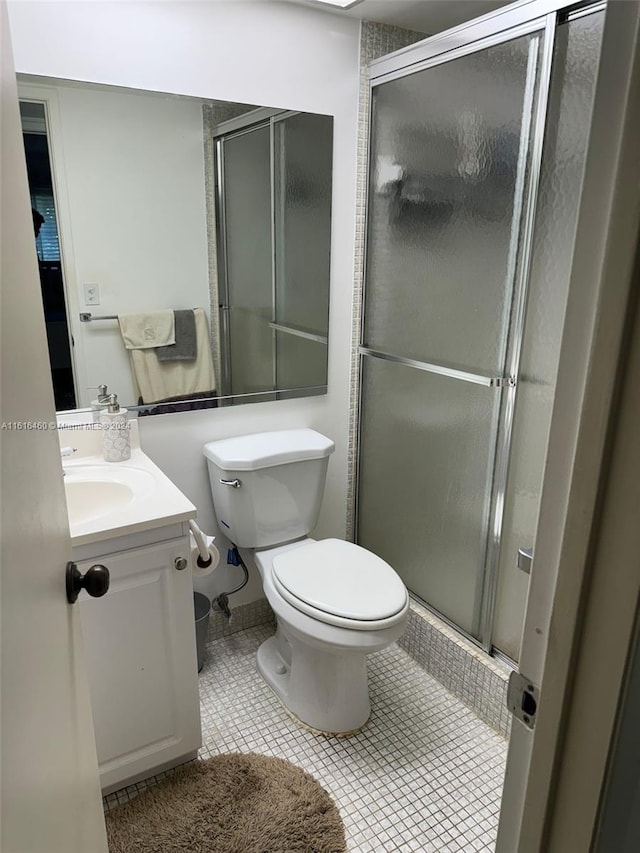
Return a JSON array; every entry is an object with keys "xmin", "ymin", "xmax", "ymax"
[{"xmin": 83, "ymin": 282, "xmax": 100, "ymax": 305}]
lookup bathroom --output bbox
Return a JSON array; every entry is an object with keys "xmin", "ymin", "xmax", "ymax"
[{"xmin": 3, "ymin": 0, "xmax": 640, "ymax": 852}]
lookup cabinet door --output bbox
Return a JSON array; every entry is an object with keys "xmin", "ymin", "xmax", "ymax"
[{"xmin": 78, "ymin": 538, "xmax": 201, "ymax": 793}]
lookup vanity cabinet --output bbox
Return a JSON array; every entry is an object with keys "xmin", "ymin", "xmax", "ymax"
[{"xmin": 76, "ymin": 528, "xmax": 201, "ymax": 794}]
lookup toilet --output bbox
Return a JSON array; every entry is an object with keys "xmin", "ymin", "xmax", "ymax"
[{"xmin": 203, "ymin": 428, "xmax": 409, "ymax": 735}]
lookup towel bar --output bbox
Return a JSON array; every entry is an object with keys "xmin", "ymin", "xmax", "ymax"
[
  {"xmin": 80, "ymin": 310, "xmax": 200, "ymax": 323},
  {"xmin": 79, "ymin": 313, "xmax": 118, "ymax": 322}
]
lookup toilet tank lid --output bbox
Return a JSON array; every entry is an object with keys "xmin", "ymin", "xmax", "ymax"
[{"xmin": 203, "ymin": 429, "xmax": 335, "ymax": 471}]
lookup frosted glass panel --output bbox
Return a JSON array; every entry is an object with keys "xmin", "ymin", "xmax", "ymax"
[
  {"xmin": 365, "ymin": 33, "xmax": 541, "ymax": 375},
  {"xmin": 229, "ymin": 309, "xmax": 273, "ymax": 395},
  {"xmin": 357, "ymin": 357, "xmax": 500, "ymax": 636},
  {"xmin": 275, "ymin": 332, "xmax": 327, "ymax": 394},
  {"xmin": 223, "ymin": 126, "xmax": 274, "ymax": 395},
  {"xmin": 274, "ymin": 113, "xmax": 332, "ymax": 337},
  {"xmin": 492, "ymin": 11, "xmax": 604, "ymax": 660}
]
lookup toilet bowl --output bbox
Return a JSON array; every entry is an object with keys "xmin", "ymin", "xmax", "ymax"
[
  {"xmin": 203, "ymin": 429, "xmax": 409, "ymax": 735},
  {"xmin": 250, "ymin": 537, "xmax": 408, "ymax": 734}
]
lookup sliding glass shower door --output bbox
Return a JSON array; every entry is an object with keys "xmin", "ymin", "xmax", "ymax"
[{"xmin": 357, "ymin": 26, "xmax": 552, "ymax": 640}]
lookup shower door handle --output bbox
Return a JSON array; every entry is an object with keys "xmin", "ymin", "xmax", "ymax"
[{"xmin": 517, "ymin": 547, "xmax": 533, "ymax": 575}]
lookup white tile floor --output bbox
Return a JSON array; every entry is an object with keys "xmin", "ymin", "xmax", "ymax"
[{"xmin": 105, "ymin": 624, "xmax": 507, "ymax": 851}]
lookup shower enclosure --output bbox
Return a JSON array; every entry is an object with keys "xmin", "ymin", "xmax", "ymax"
[
  {"xmin": 356, "ymin": 1, "xmax": 605, "ymax": 661},
  {"xmin": 214, "ymin": 111, "xmax": 333, "ymax": 401}
]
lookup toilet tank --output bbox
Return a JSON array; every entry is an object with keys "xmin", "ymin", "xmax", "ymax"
[{"xmin": 203, "ymin": 429, "xmax": 335, "ymax": 548}]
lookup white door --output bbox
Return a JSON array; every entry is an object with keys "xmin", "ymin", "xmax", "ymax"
[
  {"xmin": 497, "ymin": 2, "xmax": 640, "ymax": 850},
  {"xmin": 0, "ymin": 2, "xmax": 108, "ymax": 850}
]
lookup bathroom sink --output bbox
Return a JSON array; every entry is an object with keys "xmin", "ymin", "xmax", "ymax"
[
  {"xmin": 63, "ymin": 464, "xmax": 156, "ymax": 527},
  {"xmin": 65, "ymin": 480, "xmax": 134, "ymax": 525}
]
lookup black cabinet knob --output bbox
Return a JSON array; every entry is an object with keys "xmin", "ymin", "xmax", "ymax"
[{"xmin": 66, "ymin": 561, "xmax": 110, "ymax": 604}]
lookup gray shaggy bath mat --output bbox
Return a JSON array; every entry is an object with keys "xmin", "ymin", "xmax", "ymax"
[{"xmin": 105, "ymin": 752, "xmax": 347, "ymax": 853}]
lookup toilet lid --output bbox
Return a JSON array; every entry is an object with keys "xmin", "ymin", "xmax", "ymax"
[{"xmin": 271, "ymin": 539, "xmax": 407, "ymax": 624}]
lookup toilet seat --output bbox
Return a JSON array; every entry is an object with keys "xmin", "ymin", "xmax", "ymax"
[{"xmin": 271, "ymin": 539, "xmax": 408, "ymax": 631}]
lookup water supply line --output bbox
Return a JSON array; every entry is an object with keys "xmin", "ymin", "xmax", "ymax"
[{"xmin": 213, "ymin": 544, "xmax": 249, "ymax": 624}]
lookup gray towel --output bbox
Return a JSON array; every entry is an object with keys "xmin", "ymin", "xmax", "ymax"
[{"xmin": 156, "ymin": 309, "xmax": 197, "ymax": 361}]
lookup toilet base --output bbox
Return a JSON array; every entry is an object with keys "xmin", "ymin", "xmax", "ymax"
[
  {"xmin": 256, "ymin": 633, "xmax": 371, "ymax": 736},
  {"xmin": 280, "ymin": 695, "xmax": 368, "ymax": 739}
]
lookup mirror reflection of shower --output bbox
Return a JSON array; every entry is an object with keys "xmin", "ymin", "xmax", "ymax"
[
  {"xmin": 214, "ymin": 111, "xmax": 333, "ymax": 401},
  {"xmin": 17, "ymin": 82, "xmax": 334, "ymax": 415},
  {"xmin": 20, "ymin": 101, "xmax": 76, "ymax": 410}
]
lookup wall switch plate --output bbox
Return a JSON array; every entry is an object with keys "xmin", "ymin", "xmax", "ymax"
[{"xmin": 83, "ymin": 283, "xmax": 100, "ymax": 305}]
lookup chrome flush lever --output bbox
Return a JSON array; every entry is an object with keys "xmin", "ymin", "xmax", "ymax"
[
  {"xmin": 517, "ymin": 547, "xmax": 533, "ymax": 575},
  {"xmin": 219, "ymin": 478, "xmax": 242, "ymax": 488}
]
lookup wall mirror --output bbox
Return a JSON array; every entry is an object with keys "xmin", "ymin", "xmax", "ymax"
[{"xmin": 17, "ymin": 76, "xmax": 333, "ymax": 415}]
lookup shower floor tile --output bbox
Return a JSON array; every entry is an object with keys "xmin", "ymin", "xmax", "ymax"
[{"xmin": 105, "ymin": 624, "xmax": 508, "ymax": 852}]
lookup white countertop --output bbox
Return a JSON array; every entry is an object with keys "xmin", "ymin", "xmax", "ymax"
[{"xmin": 59, "ymin": 420, "xmax": 196, "ymax": 546}]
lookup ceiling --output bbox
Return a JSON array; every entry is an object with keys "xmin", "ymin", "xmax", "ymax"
[{"xmin": 303, "ymin": 1, "xmax": 512, "ymax": 35}]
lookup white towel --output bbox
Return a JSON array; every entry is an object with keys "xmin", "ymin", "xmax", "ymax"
[
  {"xmin": 129, "ymin": 308, "xmax": 216, "ymax": 403},
  {"xmin": 118, "ymin": 311, "xmax": 175, "ymax": 350}
]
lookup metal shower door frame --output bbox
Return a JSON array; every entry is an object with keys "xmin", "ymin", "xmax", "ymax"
[{"xmin": 356, "ymin": 2, "xmax": 566, "ymax": 653}]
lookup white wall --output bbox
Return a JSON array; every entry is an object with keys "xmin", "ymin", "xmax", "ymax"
[
  {"xmin": 8, "ymin": 0, "xmax": 361, "ymax": 603},
  {"xmin": 20, "ymin": 81, "xmax": 210, "ymax": 408}
]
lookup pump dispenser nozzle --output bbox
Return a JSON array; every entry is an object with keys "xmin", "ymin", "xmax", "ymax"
[{"xmin": 90, "ymin": 384, "xmax": 111, "ymax": 422}]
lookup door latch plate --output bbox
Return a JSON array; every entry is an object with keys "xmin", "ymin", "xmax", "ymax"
[
  {"xmin": 507, "ymin": 671, "xmax": 539, "ymax": 730},
  {"xmin": 517, "ymin": 546, "xmax": 533, "ymax": 575}
]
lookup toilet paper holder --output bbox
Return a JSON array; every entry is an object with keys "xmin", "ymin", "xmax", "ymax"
[
  {"xmin": 189, "ymin": 520, "xmax": 218, "ymax": 569},
  {"xmin": 189, "ymin": 521, "xmax": 220, "ymax": 577}
]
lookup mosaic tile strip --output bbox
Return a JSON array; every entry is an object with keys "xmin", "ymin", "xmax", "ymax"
[
  {"xmin": 206, "ymin": 596, "xmax": 275, "ymax": 642},
  {"xmin": 105, "ymin": 624, "xmax": 507, "ymax": 853},
  {"xmin": 400, "ymin": 599, "xmax": 512, "ymax": 738}
]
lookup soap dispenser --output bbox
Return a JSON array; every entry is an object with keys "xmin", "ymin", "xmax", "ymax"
[
  {"xmin": 99, "ymin": 393, "xmax": 131, "ymax": 462},
  {"xmin": 91, "ymin": 384, "xmax": 111, "ymax": 422}
]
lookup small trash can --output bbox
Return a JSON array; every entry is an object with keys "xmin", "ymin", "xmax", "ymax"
[{"xmin": 193, "ymin": 592, "xmax": 211, "ymax": 673}]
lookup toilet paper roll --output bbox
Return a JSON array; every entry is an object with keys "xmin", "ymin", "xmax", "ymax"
[{"xmin": 189, "ymin": 533, "xmax": 220, "ymax": 578}]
